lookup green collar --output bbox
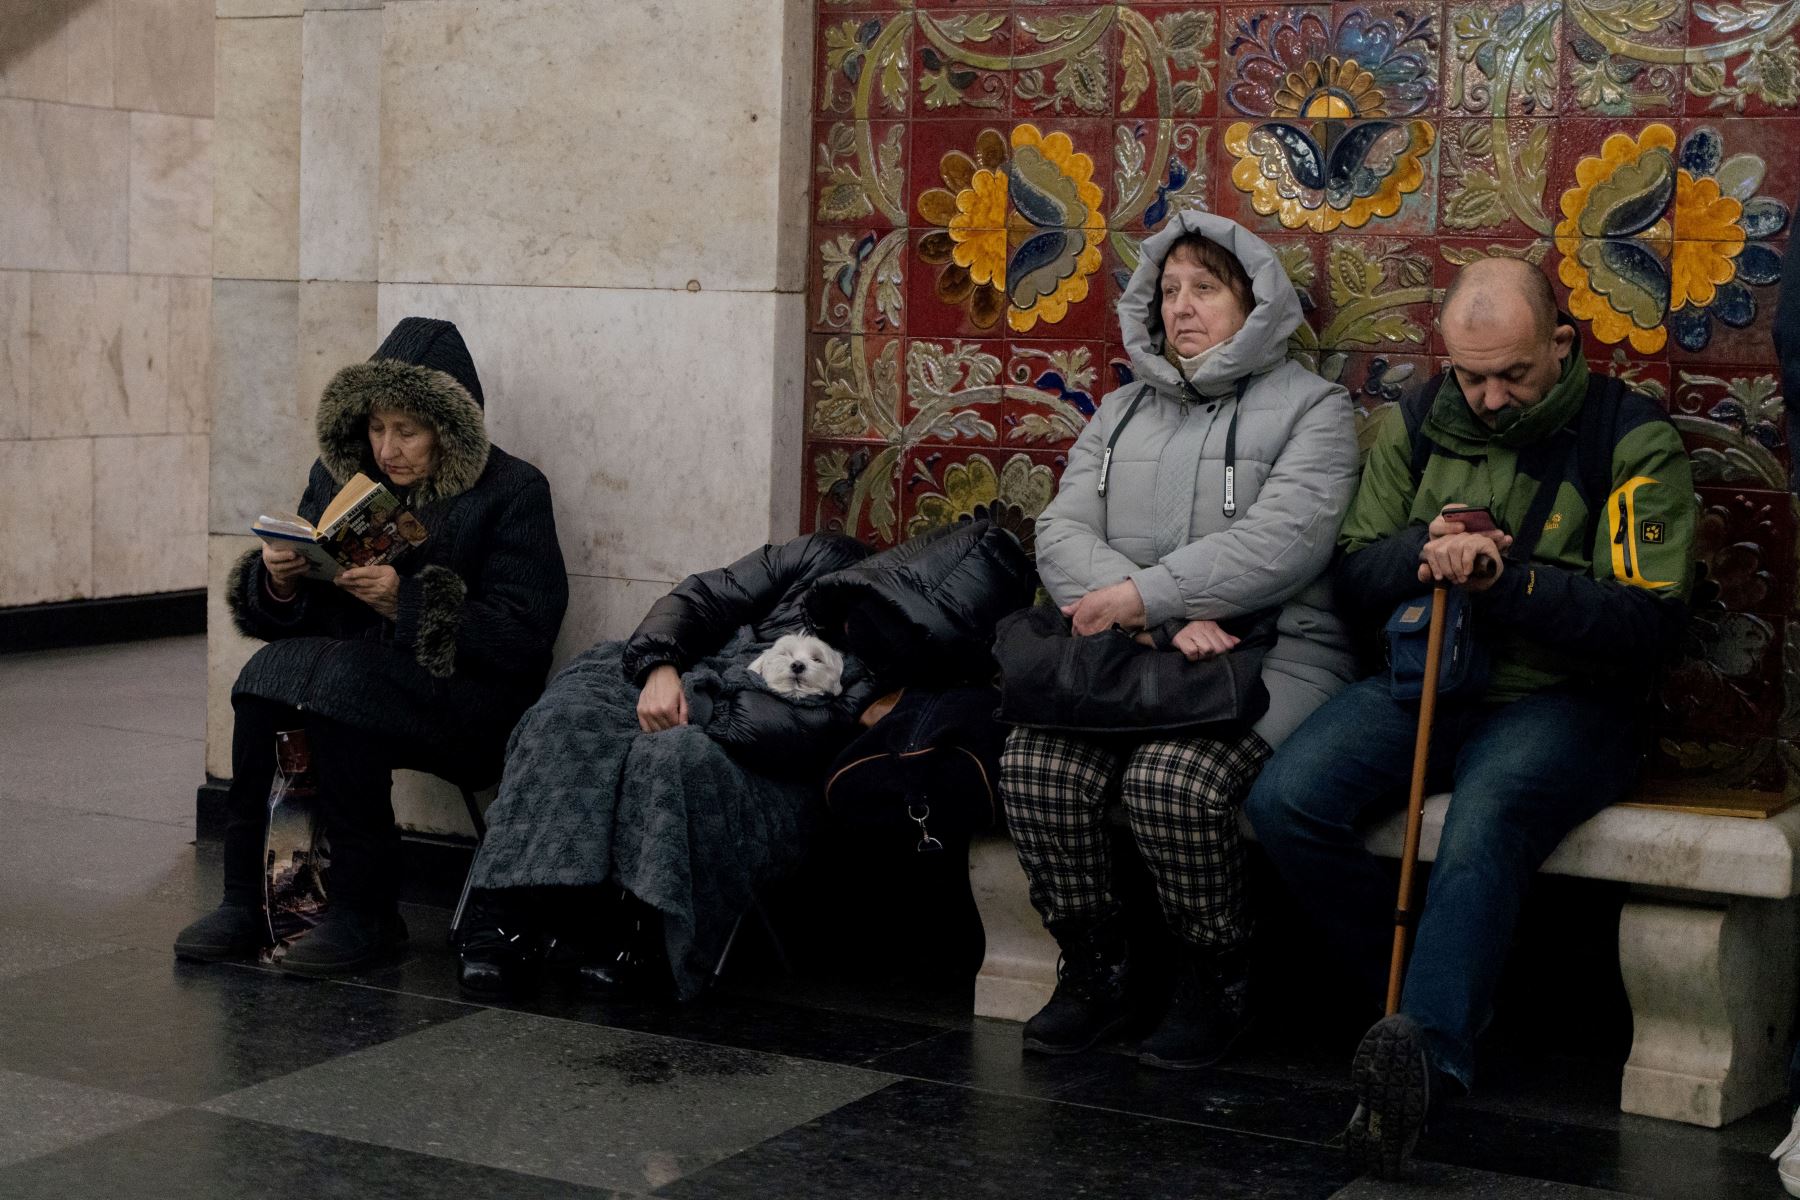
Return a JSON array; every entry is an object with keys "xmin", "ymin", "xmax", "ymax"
[{"xmin": 1425, "ymin": 349, "xmax": 1588, "ymax": 453}]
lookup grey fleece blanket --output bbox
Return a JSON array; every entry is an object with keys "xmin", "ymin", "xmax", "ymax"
[{"xmin": 468, "ymin": 636, "xmax": 823, "ymax": 1000}]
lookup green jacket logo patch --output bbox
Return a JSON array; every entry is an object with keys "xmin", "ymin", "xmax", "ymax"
[{"xmin": 1641, "ymin": 520, "xmax": 1665, "ymax": 545}]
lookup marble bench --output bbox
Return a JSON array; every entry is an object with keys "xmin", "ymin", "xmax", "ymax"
[{"xmin": 969, "ymin": 795, "xmax": 1800, "ymax": 1128}]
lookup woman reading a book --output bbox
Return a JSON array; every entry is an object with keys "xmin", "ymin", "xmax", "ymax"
[{"xmin": 173, "ymin": 317, "xmax": 569, "ymax": 976}]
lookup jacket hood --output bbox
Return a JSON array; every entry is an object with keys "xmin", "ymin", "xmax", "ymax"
[
  {"xmin": 317, "ymin": 317, "xmax": 491, "ymax": 505},
  {"xmin": 1118, "ymin": 212, "xmax": 1304, "ymax": 399}
]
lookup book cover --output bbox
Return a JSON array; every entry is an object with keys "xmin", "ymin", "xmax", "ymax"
[{"xmin": 252, "ymin": 473, "xmax": 428, "ymax": 581}]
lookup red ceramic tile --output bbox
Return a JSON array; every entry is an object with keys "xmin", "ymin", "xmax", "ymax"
[
  {"xmin": 1694, "ymin": 486, "xmax": 1796, "ymax": 618},
  {"xmin": 1671, "ymin": 363, "xmax": 1790, "ymax": 489},
  {"xmin": 1683, "ymin": 11, "xmax": 1800, "ymax": 119},
  {"xmin": 813, "ymin": 120, "xmax": 910, "ymax": 232},
  {"xmin": 1214, "ymin": 115, "xmax": 1441, "ymax": 236},
  {"xmin": 1223, "ymin": 5, "xmax": 1437, "ymax": 119},
  {"xmin": 803, "ymin": 437, "xmax": 904, "ymax": 547},
  {"xmin": 906, "ymin": 118, "xmax": 1010, "ymax": 235},
  {"xmin": 1592, "ymin": 348, "xmax": 1672, "ymax": 410},
  {"xmin": 816, "ymin": 12, "xmax": 912, "ymax": 121},
  {"xmin": 905, "ymin": 227, "xmax": 1010, "ymax": 338},
  {"xmin": 1111, "ymin": 117, "xmax": 1215, "ymax": 232},
  {"xmin": 898, "ymin": 335, "xmax": 1008, "ymax": 450},
  {"xmin": 1311, "ymin": 235, "xmax": 1438, "ymax": 352},
  {"xmin": 1113, "ymin": 5, "xmax": 1223, "ymax": 121},
  {"xmin": 1559, "ymin": 6, "xmax": 1686, "ymax": 118},
  {"xmin": 1666, "ymin": 239, "xmax": 1789, "ymax": 369},
  {"xmin": 1000, "ymin": 338, "xmax": 1106, "ymax": 451},
  {"xmin": 897, "ymin": 444, "xmax": 1063, "ymax": 552},
  {"xmin": 1673, "ymin": 118, "xmax": 1799, "ymax": 240},
  {"xmin": 913, "ymin": 7, "xmax": 1014, "ymax": 118},
  {"xmin": 1436, "ymin": 118, "xmax": 1559, "ymax": 241},
  {"xmin": 808, "ymin": 226, "xmax": 908, "ymax": 337},
  {"xmin": 1438, "ymin": 0, "xmax": 1562, "ymax": 117},
  {"xmin": 805, "ymin": 333, "xmax": 905, "ymax": 444},
  {"xmin": 1009, "ymin": 8, "xmax": 1119, "ymax": 120},
  {"xmin": 1658, "ymin": 610, "xmax": 1784, "ymax": 742}
]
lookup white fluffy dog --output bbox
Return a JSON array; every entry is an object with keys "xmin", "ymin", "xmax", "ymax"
[{"xmin": 749, "ymin": 634, "xmax": 845, "ymax": 698}]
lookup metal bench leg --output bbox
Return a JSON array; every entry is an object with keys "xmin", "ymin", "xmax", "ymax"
[
  {"xmin": 712, "ymin": 898, "xmax": 790, "ymax": 981},
  {"xmin": 448, "ymin": 786, "xmax": 486, "ymax": 945}
]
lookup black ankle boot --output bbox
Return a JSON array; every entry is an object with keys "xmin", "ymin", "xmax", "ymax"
[
  {"xmin": 1022, "ymin": 914, "xmax": 1133, "ymax": 1055},
  {"xmin": 279, "ymin": 907, "xmax": 407, "ymax": 977},
  {"xmin": 573, "ymin": 893, "xmax": 670, "ymax": 1002},
  {"xmin": 457, "ymin": 891, "xmax": 549, "ymax": 997},
  {"xmin": 1137, "ymin": 943, "xmax": 1253, "ymax": 1070},
  {"xmin": 173, "ymin": 902, "xmax": 271, "ymax": 963}
]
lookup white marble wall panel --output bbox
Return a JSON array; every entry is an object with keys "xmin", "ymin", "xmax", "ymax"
[
  {"xmin": 0, "ymin": 273, "xmax": 26, "ymax": 440},
  {"xmin": 552, "ymin": 574, "xmax": 677, "ymax": 672},
  {"xmin": 0, "ymin": 438, "xmax": 94, "ymax": 606},
  {"xmin": 213, "ymin": 17, "xmax": 302, "ymax": 280},
  {"xmin": 378, "ymin": 282, "xmax": 800, "ymax": 583},
  {"xmin": 379, "ymin": 0, "xmax": 810, "ymax": 291},
  {"xmin": 92, "ymin": 433, "xmax": 208, "ymax": 596},
  {"xmin": 298, "ymin": 281, "xmax": 379, "ymax": 418},
  {"xmin": 114, "ymin": 0, "xmax": 214, "ymax": 117},
  {"xmin": 29, "ymin": 273, "xmax": 175, "ymax": 439},
  {"xmin": 168, "ymin": 276, "xmax": 213, "ymax": 434},
  {"xmin": 0, "ymin": 100, "xmax": 129, "ymax": 273},
  {"xmin": 206, "ymin": 533, "xmax": 261, "ymax": 778},
  {"xmin": 209, "ymin": 279, "xmax": 311, "ymax": 532},
  {"xmin": 218, "ymin": 0, "xmax": 378, "ymax": 15},
  {"xmin": 129, "ymin": 113, "xmax": 213, "ymax": 278},
  {"xmin": 299, "ymin": 9, "xmax": 380, "ymax": 283},
  {"xmin": 0, "ymin": 0, "xmax": 115, "ymax": 108}
]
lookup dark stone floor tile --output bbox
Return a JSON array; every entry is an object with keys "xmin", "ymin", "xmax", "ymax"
[
  {"xmin": 204, "ymin": 1006, "xmax": 893, "ymax": 1194},
  {"xmin": 0, "ymin": 949, "xmax": 476, "ymax": 1104},
  {"xmin": 0, "ymin": 1070, "xmax": 176, "ymax": 1168},
  {"xmin": 347, "ymin": 910, "xmax": 949, "ymax": 1068},
  {"xmin": 0, "ymin": 1107, "xmax": 637, "ymax": 1199},
  {"xmin": 1328, "ymin": 1162, "xmax": 1646, "ymax": 1198},
  {"xmin": 656, "ymin": 1077, "xmax": 1361, "ymax": 1200},
  {"xmin": 0, "ymin": 926, "xmax": 123, "ymax": 982}
]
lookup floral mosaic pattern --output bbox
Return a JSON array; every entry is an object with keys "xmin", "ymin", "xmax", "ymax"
[{"xmin": 804, "ymin": 0, "xmax": 1800, "ymax": 795}]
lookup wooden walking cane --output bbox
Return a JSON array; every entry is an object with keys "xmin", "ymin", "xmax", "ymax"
[{"xmin": 1386, "ymin": 584, "xmax": 1449, "ymax": 1016}]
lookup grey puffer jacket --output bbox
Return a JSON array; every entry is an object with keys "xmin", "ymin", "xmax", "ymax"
[{"xmin": 1034, "ymin": 211, "xmax": 1359, "ymax": 746}]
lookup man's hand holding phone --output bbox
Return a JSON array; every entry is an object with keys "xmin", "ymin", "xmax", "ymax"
[{"xmin": 1419, "ymin": 503, "xmax": 1508, "ymax": 590}]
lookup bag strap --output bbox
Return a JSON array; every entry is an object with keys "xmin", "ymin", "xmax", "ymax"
[{"xmin": 1222, "ymin": 375, "xmax": 1250, "ymax": 518}]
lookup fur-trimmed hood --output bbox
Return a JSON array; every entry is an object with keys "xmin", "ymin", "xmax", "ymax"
[{"xmin": 317, "ymin": 318, "xmax": 491, "ymax": 505}]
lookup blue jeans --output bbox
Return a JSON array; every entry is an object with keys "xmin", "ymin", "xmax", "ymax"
[{"xmin": 1245, "ymin": 676, "xmax": 1643, "ymax": 1090}]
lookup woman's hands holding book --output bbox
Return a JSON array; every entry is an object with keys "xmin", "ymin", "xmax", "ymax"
[
  {"xmin": 262, "ymin": 543, "xmax": 310, "ymax": 600},
  {"xmin": 336, "ymin": 566, "xmax": 400, "ymax": 619}
]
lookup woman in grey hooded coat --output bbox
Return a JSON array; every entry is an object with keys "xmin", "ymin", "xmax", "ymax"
[{"xmin": 1003, "ymin": 211, "xmax": 1358, "ymax": 1067}]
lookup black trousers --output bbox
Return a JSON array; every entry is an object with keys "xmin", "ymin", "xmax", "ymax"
[{"xmin": 223, "ymin": 694, "xmax": 431, "ymax": 912}]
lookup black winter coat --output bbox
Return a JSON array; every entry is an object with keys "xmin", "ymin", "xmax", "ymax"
[
  {"xmin": 618, "ymin": 521, "xmax": 1035, "ymax": 762},
  {"xmin": 227, "ymin": 319, "xmax": 569, "ymax": 784}
]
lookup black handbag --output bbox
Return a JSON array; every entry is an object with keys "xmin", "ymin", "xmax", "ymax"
[
  {"xmin": 824, "ymin": 686, "xmax": 1006, "ymax": 852},
  {"xmin": 993, "ymin": 605, "xmax": 1278, "ymax": 735}
]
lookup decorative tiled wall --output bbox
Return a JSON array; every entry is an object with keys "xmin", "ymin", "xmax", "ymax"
[{"xmin": 800, "ymin": 0, "xmax": 1800, "ymax": 795}]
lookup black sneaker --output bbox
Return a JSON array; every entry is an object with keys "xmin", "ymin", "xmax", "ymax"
[
  {"xmin": 173, "ymin": 903, "xmax": 270, "ymax": 963},
  {"xmin": 457, "ymin": 921, "xmax": 548, "ymax": 997},
  {"xmin": 572, "ymin": 895, "xmax": 671, "ymax": 1003},
  {"xmin": 1138, "ymin": 945, "xmax": 1253, "ymax": 1070},
  {"xmin": 1344, "ymin": 1013, "xmax": 1438, "ymax": 1179},
  {"xmin": 278, "ymin": 908, "xmax": 408, "ymax": 978},
  {"xmin": 1022, "ymin": 917, "xmax": 1132, "ymax": 1055}
]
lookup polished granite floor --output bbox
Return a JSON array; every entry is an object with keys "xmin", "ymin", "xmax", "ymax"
[{"xmin": 0, "ymin": 636, "xmax": 1793, "ymax": 1198}]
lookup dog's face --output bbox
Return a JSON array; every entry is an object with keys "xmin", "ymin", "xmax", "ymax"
[{"xmin": 749, "ymin": 634, "xmax": 845, "ymax": 698}]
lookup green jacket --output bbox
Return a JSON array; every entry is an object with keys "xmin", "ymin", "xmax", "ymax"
[{"xmin": 1336, "ymin": 352, "xmax": 1697, "ymax": 701}]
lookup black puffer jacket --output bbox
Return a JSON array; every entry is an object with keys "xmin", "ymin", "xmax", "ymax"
[
  {"xmin": 618, "ymin": 522, "xmax": 1035, "ymax": 765},
  {"xmin": 226, "ymin": 318, "xmax": 569, "ymax": 783},
  {"xmin": 804, "ymin": 519, "xmax": 1037, "ymax": 684}
]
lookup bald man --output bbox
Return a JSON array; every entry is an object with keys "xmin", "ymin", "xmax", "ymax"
[{"xmin": 1247, "ymin": 256, "xmax": 1697, "ymax": 1177}]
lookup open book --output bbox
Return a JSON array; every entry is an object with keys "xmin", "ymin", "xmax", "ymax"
[{"xmin": 252, "ymin": 473, "xmax": 428, "ymax": 581}]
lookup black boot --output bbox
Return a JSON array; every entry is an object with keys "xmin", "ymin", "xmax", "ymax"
[
  {"xmin": 279, "ymin": 907, "xmax": 408, "ymax": 977},
  {"xmin": 1138, "ymin": 943, "xmax": 1254, "ymax": 1070},
  {"xmin": 1022, "ymin": 914, "xmax": 1133, "ymax": 1055},
  {"xmin": 457, "ymin": 889, "xmax": 549, "ymax": 997},
  {"xmin": 173, "ymin": 903, "xmax": 271, "ymax": 963},
  {"xmin": 1343, "ymin": 1013, "xmax": 1458, "ymax": 1179},
  {"xmin": 573, "ymin": 891, "xmax": 671, "ymax": 1002}
]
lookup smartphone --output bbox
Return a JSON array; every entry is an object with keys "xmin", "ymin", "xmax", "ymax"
[{"xmin": 1441, "ymin": 505, "xmax": 1498, "ymax": 534}]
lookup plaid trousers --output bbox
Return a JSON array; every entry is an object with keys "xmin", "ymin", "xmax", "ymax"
[{"xmin": 1000, "ymin": 725, "xmax": 1272, "ymax": 950}]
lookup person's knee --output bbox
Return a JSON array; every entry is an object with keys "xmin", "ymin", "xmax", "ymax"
[{"xmin": 1243, "ymin": 754, "xmax": 1306, "ymax": 846}]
